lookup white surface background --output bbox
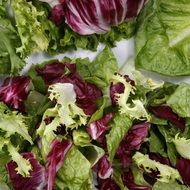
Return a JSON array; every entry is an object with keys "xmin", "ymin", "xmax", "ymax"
[{"xmin": 23, "ymin": 38, "xmax": 190, "ymax": 84}]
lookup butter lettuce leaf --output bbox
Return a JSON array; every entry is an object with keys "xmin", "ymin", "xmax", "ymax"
[{"xmin": 136, "ymin": 0, "xmax": 190, "ymax": 76}]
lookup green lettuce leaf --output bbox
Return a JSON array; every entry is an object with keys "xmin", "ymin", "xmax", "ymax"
[
  {"xmin": 158, "ymin": 125, "xmax": 179, "ymax": 166},
  {"xmin": 173, "ymin": 134, "xmax": 190, "ymax": 160},
  {"xmin": 146, "ymin": 82, "xmax": 178, "ymax": 107},
  {"xmin": 88, "ymin": 97, "xmax": 108, "ymax": 124},
  {"xmin": 80, "ymin": 144, "xmax": 104, "ymax": 166},
  {"xmin": 0, "ymin": 102, "xmax": 33, "ymax": 177},
  {"xmin": 136, "ymin": 0, "xmax": 190, "ymax": 76},
  {"xmin": 133, "ymin": 152, "xmax": 182, "ymax": 183},
  {"xmin": 7, "ymin": 143, "xmax": 32, "ymax": 177},
  {"xmin": 0, "ymin": 151, "xmax": 11, "ymax": 188},
  {"xmin": 167, "ymin": 83, "xmax": 190, "ymax": 117},
  {"xmin": 149, "ymin": 127, "xmax": 166, "ymax": 156},
  {"xmin": 0, "ymin": 102, "xmax": 32, "ymax": 144},
  {"xmin": 76, "ymin": 46, "xmax": 119, "ymax": 90},
  {"xmin": 59, "ymin": 20, "xmax": 136, "ymax": 52},
  {"xmin": 106, "ymin": 113, "xmax": 132, "ymax": 162},
  {"xmin": 0, "ymin": 1, "xmax": 24, "ymax": 74},
  {"xmin": 131, "ymin": 165, "xmax": 150, "ymax": 187},
  {"xmin": 113, "ymin": 169, "xmax": 128, "ymax": 190},
  {"xmin": 10, "ymin": 0, "xmax": 59, "ymax": 58},
  {"xmin": 112, "ymin": 74, "xmax": 150, "ymax": 120},
  {"xmin": 73, "ymin": 130, "xmax": 91, "ymax": 147},
  {"xmin": 55, "ymin": 146, "xmax": 93, "ymax": 190},
  {"xmin": 37, "ymin": 83, "xmax": 88, "ymax": 157},
  {"xmin": 153, "ymin": 181, "xmax": 189, "ymax": 190}
]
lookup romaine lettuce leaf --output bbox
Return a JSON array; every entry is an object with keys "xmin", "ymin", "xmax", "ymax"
[
  {"xmin": 106, "ymin": 113, "xmax": 132, "ymax": 162},
  {"xmin": 157, "ymin": 125, "xmax": 179, "ymax": 166},
  {"xmin": 167, "ymin": 83, "xmax": 190, "ymax": 118},
  {"xmin": 149, "ymin": 128, "xmax": 166, "ymax": 156},
  {"xmin": 55, "ymin": 146, "xmax": 93, "ymax": 190},
  {"xmin": 76, "ymin": 47, "xmax": 119, "ymax": 90},
  {"xmin": 136, "ymin": 0, "xmax": 190, "ymax": 76},
  {"xmin": 73, "ymin": 130, "xmax": 91, "ymax": 147},
  {"xmin": 80, "ymin": 144, "xmax": 104, "ymax": 167},
  {"xmin": 113, "ymin": 170, "xmax": 128, "ymax": 190}
]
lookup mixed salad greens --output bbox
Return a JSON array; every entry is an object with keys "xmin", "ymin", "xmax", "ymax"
[
  {"xmin": 1, "ymin": 47, "xmax": 190, "ymax": 190},
  {"xmin": 1, "ymin": 0, "xmax": 190, "ymax": 189}
]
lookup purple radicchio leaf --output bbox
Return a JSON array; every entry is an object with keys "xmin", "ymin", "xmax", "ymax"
[
  {"xmin": 50, "ymin": 4, "xmax": 65, "ymax": 25},
  {"xmin": 148, "ymin": 106, "xmax": 185, "ymax": 131},
  {"xmin": 87, "ymin": 113, "xmax": 114, "ymax": 140},
  {"xmin": 52, "ymin": 0, "xmax": 145, "ymax": 35},
  {"xmin": 97, "ymin": 177, "xmax": 120, "ymax": 190},
  {"xmin": 93, "ymin": 155, "xmax": 113, "ymax": 179},
  {"xmin": 122, "ymin": 169, "xmax": 152, "ymax": 190},
  {"xmin": 6, "ymin": 152, "xmax": 46, "ymax": 190},
  {"xmin": 116, "ymin": 122, "xmax": 150, "ymax": 167},
  {"xmin": 35, "ymin": 62, "xmax": 73, "ymax": 85},
  {"xmin": 36, "ymin": 62, "xmax": 102, "ymax": 115},
  {"xmin": 110, "ymin": 75, "xmax": 135, "ymax": 106},
  {"xmin": 46, "ymin": 139, "xmax": 72, "ymax": 190},
  {"xmin": 176, "ymin": 158, "xmax": 190, "ymax": 186},
  {"xmin": 149, "ymin": 153, "xmax": 170, "ymax": 166},
  {"xmin": 0, "ymin": 76, "xmax": 31, "ymax": 112}
]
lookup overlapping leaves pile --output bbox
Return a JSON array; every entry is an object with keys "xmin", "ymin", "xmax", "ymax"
[{"xmin": 1, "ymin": 47, "xmax": 190, "ymax": 190}]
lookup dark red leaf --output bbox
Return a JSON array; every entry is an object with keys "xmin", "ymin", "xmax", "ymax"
[
  {"xmin": 35, "ymin": 62, "xmax": 70, "ymax": 85},
  {"xmin": 116, "ymin": 148, "xmax": 132, "ymax": 168},
  {"xmin": 93, "ymin": 155, "xmax": 113, "ymax": 179},
  {"xmin": 122, "ymin": 169, "xmax": 152, "ymax": 190},
  {"xmin": 46, "ymin": 139, "xmax": 72, "ymax": 190},
  {"xmin": 149, "ymin": 106, "xmax": 185, "ymax": 131},
  {"xmin": 0, "ymin": 76, "xmax": 31, "ymax": 112},
  {"xmin": 50, "ymin": 4, "xmax": 65, "ymax": 26},
  {"xmin": 97, "ymin": 178, "xmax": 120, "ymax": 190},
  {"xmin": 149, "ymin": 153, "xmax": 170, "ymax": 166},
  {"xmin": 116, "ymin": 122, "xmax": 150, "ymax": 167},
  {"xmin": 176, "ymin": 158, "xmax": 190, "ymax": 186},
  {"xmin": 56, "ymin": 0, "xmax": 145, "ymax": 35},
  {"xmin": 36, "ymin": 62, "xmax": 102, "ymax": 115},
  {"xmin": 123, "ymin": 122, "xmax": 150, "ymax": 151},
  {"xmin": 6, "ymin": 153, "xmax": 46, "ymax": 190},
  {"xmin": 87, "ymin": 113, "xmax": 114, "ymax": 140}
]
